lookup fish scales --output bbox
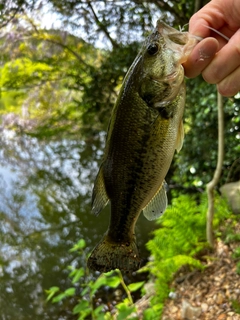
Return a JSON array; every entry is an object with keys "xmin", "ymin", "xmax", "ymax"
[{"xmin": 87, "ymin": 20, "xmax": 199, "ymax": 273}]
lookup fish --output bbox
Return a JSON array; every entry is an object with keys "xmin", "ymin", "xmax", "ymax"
[{"xmin": 87, "ymin": 20, "xmax": 199, "ymax": 273}]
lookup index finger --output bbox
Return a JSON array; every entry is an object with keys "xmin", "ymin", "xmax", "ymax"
[{"xmin": 189, "ymin": 17, "xmax": 213, "ymax": 38}]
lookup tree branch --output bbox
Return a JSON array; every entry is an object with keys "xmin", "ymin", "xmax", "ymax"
[
  {"xmin": 43, "ymin": 37, "xmax": 91, "ymax": 68},
  {"xmin": 0, "ymin": 7, "xmax": 20, "ymax": 29},
  {"xmin": 87, "ymin": 1, "xmax": 119, "ymax": 48}
]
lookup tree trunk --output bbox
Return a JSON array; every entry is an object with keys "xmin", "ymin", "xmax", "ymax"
[{"xmin": 206, "ymin": 92, "xmax": 224, "ymax": 247}]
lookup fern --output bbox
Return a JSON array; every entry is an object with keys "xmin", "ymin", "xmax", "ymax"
[
  {"xmin": 148, "ymin": 195, "xmax": 207, "ymax": 258},
  {"xmin": 145, "ymin": 193, "xmax": 232, "ymax": 318}
]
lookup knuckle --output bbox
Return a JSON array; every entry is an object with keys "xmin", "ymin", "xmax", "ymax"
[
  {"xmin": 218, "ymin": 81, "xmax": 238, "ymax": 97},
  {"xmin": 232, "ymin": 29, "xmax": 240, "ymax": 56},
  {"xmin": 202, "ymin": 68, "xmax": 219, "ymax": 84},
  {"xmin": 217, "ymin": 85, "xmax": 230, "ymax": 97},
  {"xmin": 235, "ymin": 42, "xmax": 240, "ymax": 58}
]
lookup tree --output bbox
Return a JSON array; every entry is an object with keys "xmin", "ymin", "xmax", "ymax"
[{"xmin": 0, "ymin": 0, "xmax": 239, "ymax": 318}]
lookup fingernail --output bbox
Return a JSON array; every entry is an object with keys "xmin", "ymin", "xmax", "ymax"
[{"xmin": 197, "ymin": 40, "xmax": 218, "ymax": 62}]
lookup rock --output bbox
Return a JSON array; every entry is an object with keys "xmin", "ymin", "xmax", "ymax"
[
  {"xmin": 201, "ymin": 302, "xmax": 208, "ymax": 312},
  {"xmin": 169, "ymin": 291, "xmax": 178, "ymax": 299},
  {"xmin": 207, "ymin": 297, "xmax": 214, "ymax": 305},
  {"xmin": 220, "ymin": 181, "xmax": 240, "ymax": 214},
  {"xmin": 171, "ymin": 305, "xmax": 178, "ymax": 313},
  {"xmin": 216, "ymin": 293, "xmax": 224, "ymax": 305},
  {"xmin": 226, "ymin": 289, "xmax": 231, "ymax": 298},
  {"xmin": 181, "ymin": 299, "xmax": 201, "ymax": 320}
]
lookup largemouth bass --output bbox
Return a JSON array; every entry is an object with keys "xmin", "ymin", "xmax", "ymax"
[{"xmin": 87, "ymin": 20, "xmax": 198, "ymax": 273}]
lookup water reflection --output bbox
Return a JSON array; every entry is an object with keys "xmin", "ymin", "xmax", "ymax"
[{"xmin": 0, "ymin": 130, "xmax": 155, "ymax": 319}]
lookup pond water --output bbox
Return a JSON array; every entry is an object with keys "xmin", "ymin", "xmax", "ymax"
[{"xmin": 0, "ymin": 130, "xmax": 156, "ymax": 319}]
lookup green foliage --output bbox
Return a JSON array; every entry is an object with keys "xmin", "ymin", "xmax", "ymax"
[
  {"xmin": 0, "ymin": 21, "xmax": 102, "ymax": 139},
  {"xmin": 223, "ymin": 225, "xmax": 240, "ymax": 244},
  {"xmin": 114, "ymin": 301, "xmax": 137, "ymax": 320},
  {"xmin": 45, "ymin": 194, "xmax": 234, "ymax": 319},
  {"xmin": 145, "ymin": 193, "xmax": 233, "ymax": 318},
  {"xmin": 220, "ymin": 210, "xmax": 240, "ymax": 276},
  {"xmin": 232, "ymin": 247, "xmax": 240, "ymax": 260},
  {"xmin": 46, "ymin": 239, "xmax": 144, "ymax": 319},
  {"xmin": 174, "ymin": 77, "xmax": 240, "ymax": 190},
  {"xmin": 231, "ymin": 299, "xmax": 240, "ymax": 314},
  {"xmin": 232, "ymin": 247, "xmax": 240, "ymax": 275}
]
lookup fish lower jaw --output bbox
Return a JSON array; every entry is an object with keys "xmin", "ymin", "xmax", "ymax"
[{"xmin": 87, "ymin": 236, "xmax": 141, "ymax": 273}]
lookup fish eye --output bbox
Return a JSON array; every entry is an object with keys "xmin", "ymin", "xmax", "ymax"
[{"xmin": 147, "ymin": 43, "xmax": 159, "ymax": 55}]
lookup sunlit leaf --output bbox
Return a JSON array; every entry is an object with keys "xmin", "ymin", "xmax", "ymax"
[
  {"xmin": 70, "ymin": 239, "xmax": 86, "ymax": 252},
  {"xmin": 127, "ymin": 281, "xmax": 144, "ymax": 292},
  {"xmin": 93, "ymin": 305, "xmax": 104, "ymax": 317},
  {"xmin": 80, "ymin": 287, "xmax": 89, "ymax": 297},
  {"xmin": 45, "ymin": 286, "xmax": 60, "ymax": 301},
  {"xmin": 73, "ymin": 300, "xmax": 89, "ymax": 314},
  {"xmin": 91, "ymin": 275, "xmax": 107, "ymax": 294},
  {"xmin": 116, "ymin": 302, "xmax": 136, "ymax": 320},
  {"xmin": 72, "ymin": 268, "xmax": 85, "ymax": 283},
  {"xmin": 64, "ymin": 287, "xmax": 76, "ymax": 296},
  {"xmin": 52, "ymin": 293, "xmax": 67, "ymax": 303},
  {"xmin": 105, "ymin": 275, "xmax": 121, "ymax": 288}
]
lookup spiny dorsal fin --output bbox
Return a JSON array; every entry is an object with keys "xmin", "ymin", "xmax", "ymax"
[
  {"xmin": 91, "ymin": 163, "xmax": 109, "ymax": 215},
  {"xmin": 142, "ymin": 181, "xmax": 168, "ymax": 221}
]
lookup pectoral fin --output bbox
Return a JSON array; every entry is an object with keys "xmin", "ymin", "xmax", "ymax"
[
  {"xmin": 175, "ymin": 120, "xmax": 184, "ymax": 153},
  {"xmin": 143, "ymin": 181, "xmax": 168, "ymax": 221},
  {"xmin": 91, "ymin": 164, "xmax": 109, "ymax": 215}
]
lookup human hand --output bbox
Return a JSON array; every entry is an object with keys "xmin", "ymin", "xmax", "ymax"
[{"xmin": 183, "ymin": 0, "xmax": 240, "ymax": 97}]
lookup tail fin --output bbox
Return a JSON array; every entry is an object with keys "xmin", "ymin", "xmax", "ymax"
[{"xmin": 87, "ymin": 235, "xmax": 141, "ymax": 273}]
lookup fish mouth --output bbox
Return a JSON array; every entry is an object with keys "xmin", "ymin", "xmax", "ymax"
[
  {"xmin": 152, "ymin": 69, "xmax": 183, "ymax": 84},
  {"xmin": 165, "ymin": 71, "xmax": 180, "ymax": 82},
  {"xmin": 156, "ymin": 20, "xmax": 200, "ymax": 64}
]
